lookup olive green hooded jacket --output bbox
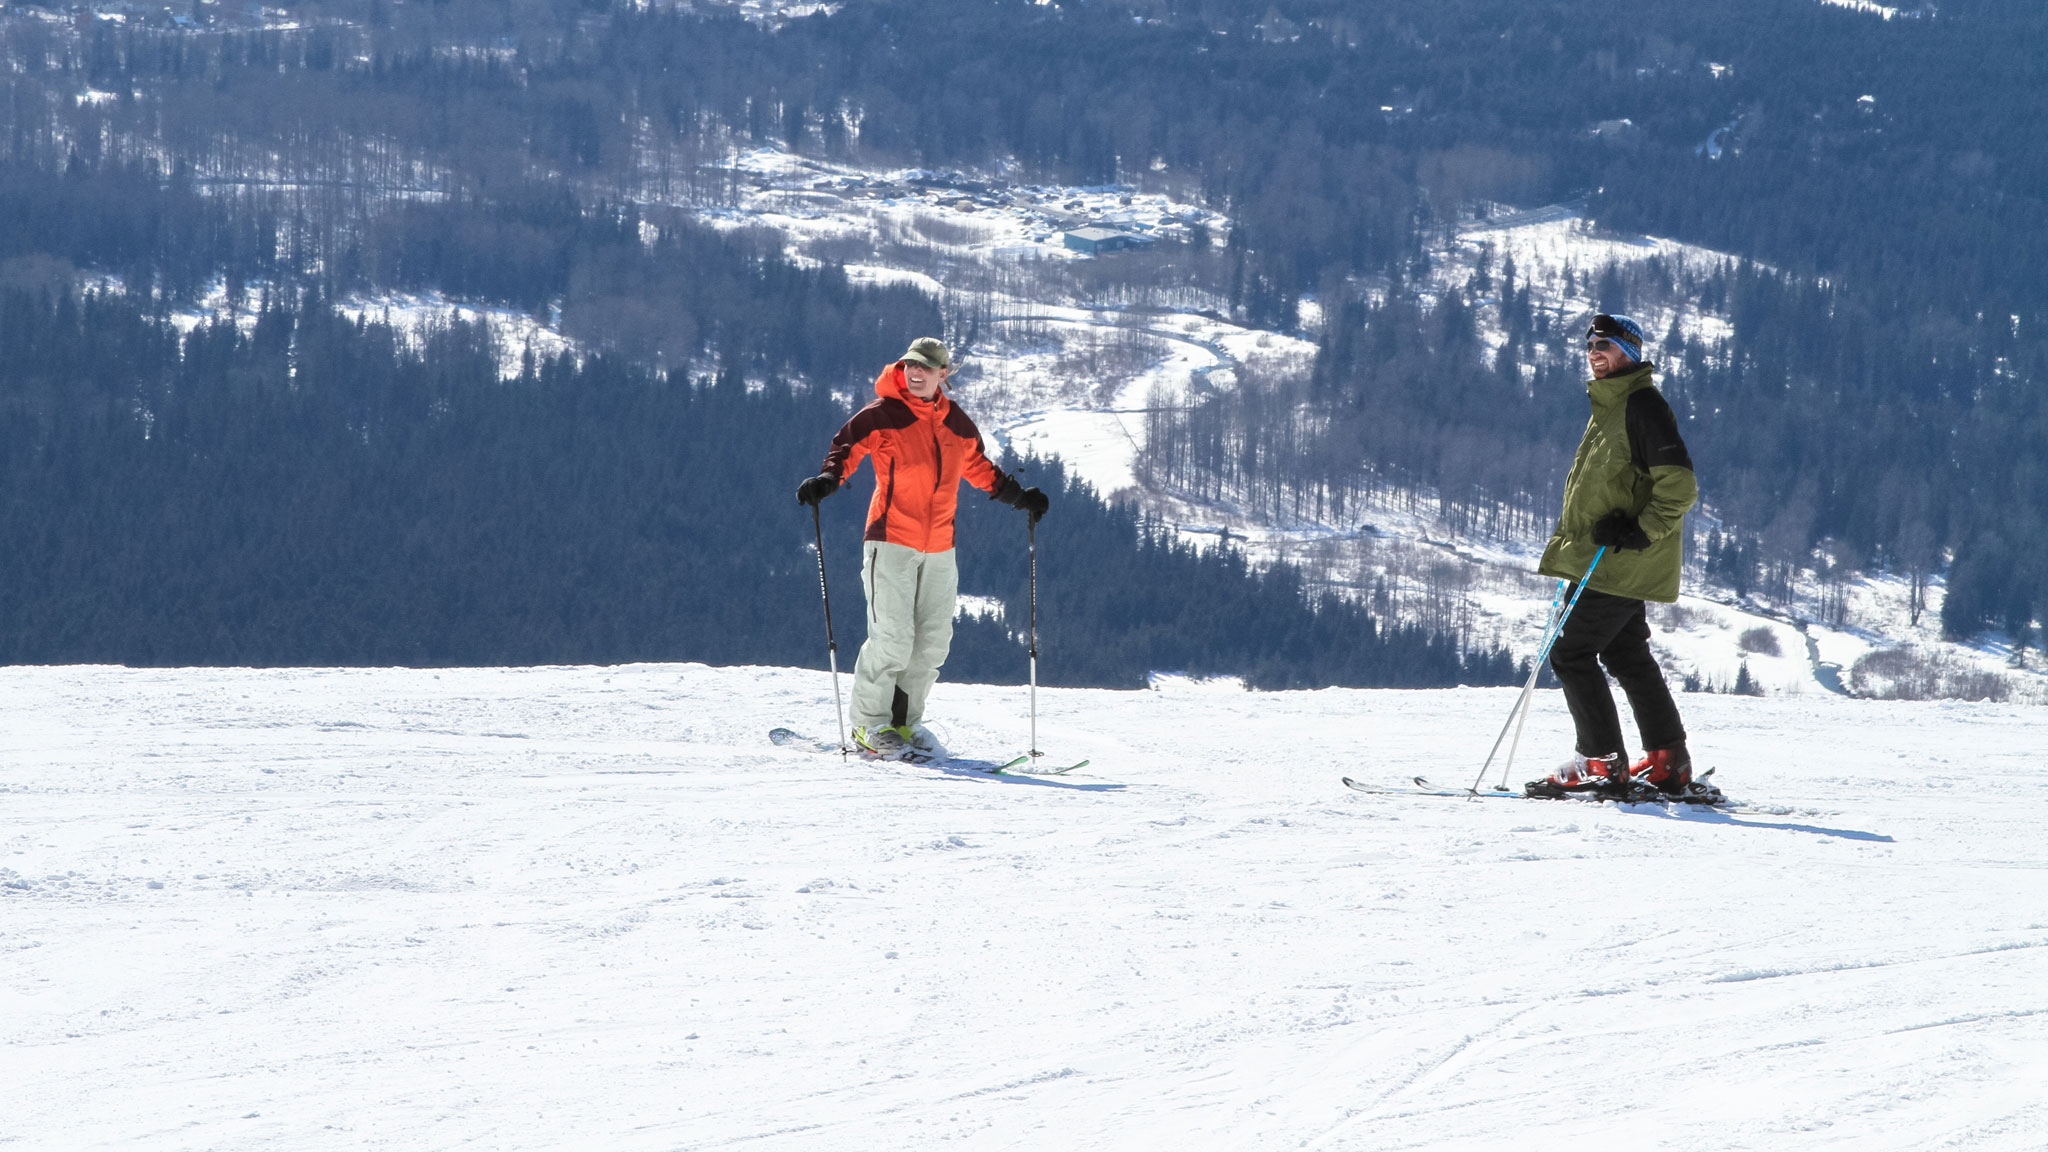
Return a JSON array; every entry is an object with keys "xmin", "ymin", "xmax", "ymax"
[{"xmin": 1537, "ymin": 362, "xmax": 1697, "ymax": 603}]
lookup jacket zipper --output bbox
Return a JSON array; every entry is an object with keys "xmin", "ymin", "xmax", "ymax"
[{"xmin": 928, "ymin": 423, "xmax": 945, "ymax": 552}]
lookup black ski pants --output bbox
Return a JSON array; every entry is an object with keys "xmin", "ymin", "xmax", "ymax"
[{"xmin": 1549, "ymin": 586, "xmax": 1686, "ymax": 759}]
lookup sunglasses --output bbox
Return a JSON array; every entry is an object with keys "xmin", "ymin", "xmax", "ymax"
[{"xmin": 1585, "ymin": 338, "xmax": 1625, "ymax": 352}]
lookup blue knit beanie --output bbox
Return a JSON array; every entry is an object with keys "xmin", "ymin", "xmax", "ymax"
[{"xmin": 1587, "ymin": 314, "xmax": 1646, "ymax": 362}]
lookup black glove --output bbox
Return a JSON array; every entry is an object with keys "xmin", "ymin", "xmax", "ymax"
[
  {"xmin": 1591, "ymin": 509, "xmax": 1652, "ymax": 550},
  {"xmin": 994, "ymin": 476, "xmax": 1049, "ymax": 523},
  {"xmin": 1016, "ymin": 487, "xmax": 1049, "ymax": 523},
  {"xmin": 795, "ymin": 473, "xmax": 838, "ymax": 507}
]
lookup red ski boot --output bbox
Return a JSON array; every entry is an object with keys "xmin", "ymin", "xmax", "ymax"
[
  {"xmin": 1632, "ymin": 745, "xmax": 1692, "ymax": 795},
  {"xmin": 1525, "ymin": 751, "xmax": 1626, "ymax": 799}
]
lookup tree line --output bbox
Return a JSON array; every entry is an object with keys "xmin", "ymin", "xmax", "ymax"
[
  {"xmin": 2, "ymin": 0, "xmax": 2043, "ymax": 645},
  {"xmin": 21, "ymin": 0, "xmax": 2044, "ymax": 320},
  {"xmin": 1142, "ymin": 253, "xmax": 2045, "ymax": 645},
  {"xmin": 0, "ymin": 284, "xmax": 1516, "ymax": 687}
]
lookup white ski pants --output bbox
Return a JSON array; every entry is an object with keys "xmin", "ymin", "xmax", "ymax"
[{"xmin": 850, "ymin": 541, "xmax": 959, "ymax": 731}]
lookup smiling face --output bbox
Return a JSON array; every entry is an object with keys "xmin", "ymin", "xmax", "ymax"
[
  {"xmin": 903, "ymin": 362, "xmax": 949, "ymax": 399},
  {"xmin": 1585, "ymin": 338, "xmax": 1633, "ymax": 379}
]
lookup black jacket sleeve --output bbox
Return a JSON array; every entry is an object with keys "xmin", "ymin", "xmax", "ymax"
[
  {"xmin": 1625, "ymin": 388, "xmax": 1694, "ymax": 473},
  {"xmin": 1624, "ymin": 386, "xmax": 1698, "ymax": 544}
]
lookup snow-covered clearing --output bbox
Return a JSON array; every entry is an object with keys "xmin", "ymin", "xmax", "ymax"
[
  {"xmin": 334, "ymin": 289, "xmax": 578, "ymax": 379},
  {"xmin": 1448, "ymin": 204, "xmax": 1740, "ymax": 354},
  {"xmin": 1818, "ymin": 0, "xmax": 1921, "ymax": 20},
  {"xmin": 5, "ymin": 662, "xmax": 2045, "ymax": 1150},
  {"xmin": 663, "ymin": 0, "xmax": 843, "ymax": 25},
  {"xmin": 108, "ymin": 277, "xmax": 578, "ymax": 381},
  {"xmin": 679, "ymin": 149, "xmax": 1302, "ymax": 521},
  {"xmin": 681, "ymin": 147, "xmax": 2040, "ymax": 700},
  {"xmin": 713, "ymin": 145, "xmax": 1226, "ymax": 261}
]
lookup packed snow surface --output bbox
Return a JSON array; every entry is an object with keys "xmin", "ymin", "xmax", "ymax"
[{"xmin": 5, "ymin": 663, "xmax": 2045, "ymax": 1149}]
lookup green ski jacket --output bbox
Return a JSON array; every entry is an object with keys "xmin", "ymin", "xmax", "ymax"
[{"xmin": 1537, "ymin": 362, "xmax": 1697, "ymax": 603}]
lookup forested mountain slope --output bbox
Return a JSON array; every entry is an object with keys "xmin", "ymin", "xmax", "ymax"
[{"xmin": 0, "ymin": 0, "xmax": 2041, "ymax": 685}]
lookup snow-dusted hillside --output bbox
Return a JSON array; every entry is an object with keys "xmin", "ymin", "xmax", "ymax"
[
  {"xmin": 1818, "ymin": 0, "xmax": 1931, "ymax": 20},
  {"xmin": 3, "ymin": 662, "xmax": 2044, "ymax": 1150},
  {"xmin": 116, "ymin": 138, "xmax": 2040, "ymax": 703},
  {"xmin": 680, "ymin": 0, "xmax": 845, "ymax": 26},
  {"xmin": 653, "ymin": 146, "xmax": 2044, "ymax": 704},
  {"xmin": 1442, "ymin": 201, "xmax": 1738, "ymax": 369}
]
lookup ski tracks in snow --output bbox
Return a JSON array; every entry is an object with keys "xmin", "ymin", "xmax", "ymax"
[{"xmin": 3, "ymin": 667, "xmax": 2047, "ymax": 1150}]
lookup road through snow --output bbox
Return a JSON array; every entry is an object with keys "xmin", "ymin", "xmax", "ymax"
[{"xmin": 3, "ymin": 664, "xmax": 2044, "ymax": 1150}]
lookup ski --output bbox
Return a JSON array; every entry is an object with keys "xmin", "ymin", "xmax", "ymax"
[
  {"xmin": 1341, "ymin": 776, "xmax": 1526, "ymax": 800},
  {"xmin": 997, "ymin": 756, "xmax": 1089, "ymax": 776},
  {"xmin": 1343, "ymin": 771, "xmax": 1725, "ymax": 806},
  {"xmin": 769, "ymin": 726, "xmax": 938, "ymax": 761},
  {"xmin": 1527, "ymin": 765, "xmax": 1725, "ymax": 805},
  {"xmin": 896, "ymin": 749, "xmax": 1012, "ymax": 772},
  {"xmin": 769, "ymin": 726, "xmax": 843, "ymax": 754},
  {"xmin": 897, "ymin": 749, "xmax": 1067, "ymax": 774},
  {"xmin": 769, "ymin": 729, "xmax": 1046, "ymax": 775}
]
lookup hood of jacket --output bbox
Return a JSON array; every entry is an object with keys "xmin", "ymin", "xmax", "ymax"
[
  {"xmin": 875, "ymin": 363, "xmax": 949, "ymax": 424},
  {"xmin": 1586, "ymin": 360, "xmax": 1656, "ymax": 414}
]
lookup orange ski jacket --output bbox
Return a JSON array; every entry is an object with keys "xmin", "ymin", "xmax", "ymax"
[{"xmin": 820, "ymin": 364, "xmax": 1011, "ymax": 554}]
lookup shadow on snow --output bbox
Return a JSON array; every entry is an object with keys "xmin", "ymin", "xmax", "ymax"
[
  {"xmin": 1625, "ymin": 803, "xmax": 1894, "ymax": 842},
  {"xmin": 915, "ymin": 761, "xmax": 1126, "ymax": 792}
]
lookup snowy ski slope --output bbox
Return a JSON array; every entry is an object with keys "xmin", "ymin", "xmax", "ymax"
[{"xmin": 4, "ymin": 662, "xmax": 2044, "ymax": 1150}]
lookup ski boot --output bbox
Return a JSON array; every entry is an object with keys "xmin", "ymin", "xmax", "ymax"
[
  {"xmin": 1632, "ymin": 745, "xmax": 1691, "ymax": 795},
  {"xmin": 1631, "ymin": 744, "xmax": 1724, "ymax": 804},
  {"xmin": 1525, "ymin": 751, "xmax": 1626, "ymax": 799},
  {"xmin": 851, "ymin": 724, "xmax": 912, "ymax": 758}
]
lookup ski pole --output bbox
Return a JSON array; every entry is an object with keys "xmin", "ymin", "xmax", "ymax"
[
  {"xmin": 1027, "ymin": 515, "xmax": 1040, "ymax": 760},
  {"xmin": 1466, "ymin": 590, "xmax": 1563, "ymax": 797},
  {"xmin": 1494, "ymin": 557, "xmax": 1607, "ymax": 791},
  {"xmin": 810, "ymin": 502, "xmax": 849, "ymax": 756},
  {"xmin": 1466, "ymin": 547, "xmax": 1606, "ymax": 796}
]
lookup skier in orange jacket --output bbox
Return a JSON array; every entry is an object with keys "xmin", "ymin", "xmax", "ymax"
[{"xmin": 797, "ymin": 338, "xmax": 1047, "ymax": 755}]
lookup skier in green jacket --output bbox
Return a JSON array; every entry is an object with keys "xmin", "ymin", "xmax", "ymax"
[{"xmin": 1528, "ymin": 314, "xmax": 1707, "ymax": 800}]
